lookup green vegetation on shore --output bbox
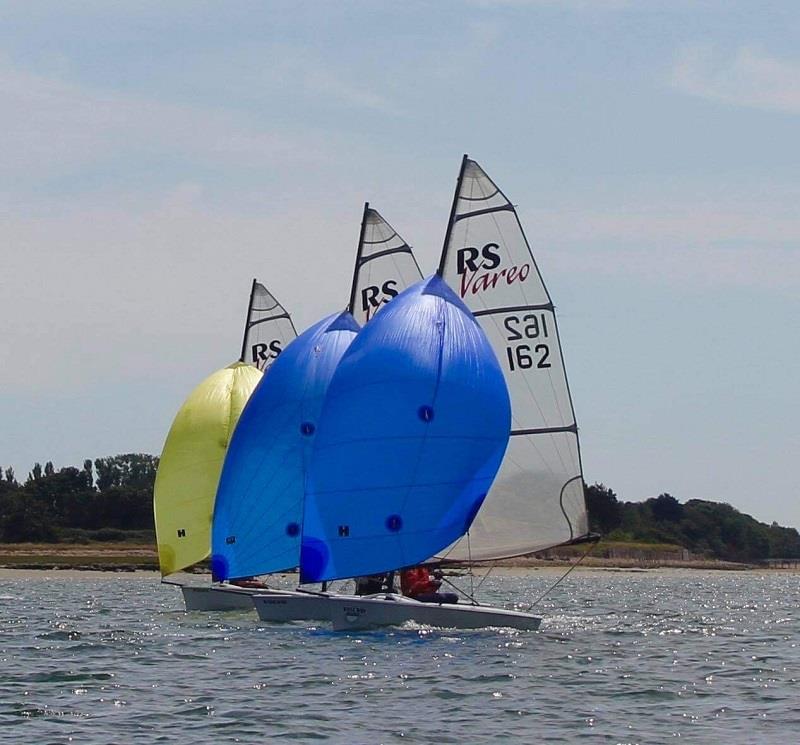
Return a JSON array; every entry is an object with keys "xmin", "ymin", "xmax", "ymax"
[
  {"xmin": 0, "ymin": 454, "xmax": 155, "ymax": 544},
  {"xmin": 1, "ymin": 455, "xmax": 798, "ymax": 563},
  {"xmin": 585, "ymin": 484, "xmax": 800, "ymax": 562}
]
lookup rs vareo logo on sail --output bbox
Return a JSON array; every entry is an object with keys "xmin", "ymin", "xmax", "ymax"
[
  {"xmin": 251, "ymin": 340, "xmax": 283, "ymax": 370},
  {"xmin": 361, "ymin": 279, "xmax": 399, "ymax": 321},
  {"xmin": 456, "ymin": 243, "xmax": 530, "ymax": 298}
]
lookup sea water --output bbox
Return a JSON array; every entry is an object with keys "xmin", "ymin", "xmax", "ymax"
[{"xmin": 0, "ymin": 568, "xmax": 797, "ymax": 744}]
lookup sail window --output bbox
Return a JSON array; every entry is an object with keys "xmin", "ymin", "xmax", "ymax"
[
  {"xmin": 418, "ymin": 405, "xmax": 435, "ymax": 422},
  {"xmin": 385, "ymin": 514, "xmax": 403, "ymax": 532}
]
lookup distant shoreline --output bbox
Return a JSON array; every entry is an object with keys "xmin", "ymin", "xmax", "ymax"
[{"xmin": 0, "ymin": 542, "xmax": 796, "ymax": 573}]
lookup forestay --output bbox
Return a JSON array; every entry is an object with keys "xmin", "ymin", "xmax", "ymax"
[
  {"xmin": 300, "ymin": 275, "xmax": 511, "ymax": 583},
  {"xmin": 211, "ymin": 312, "xmax": 360, "ymax": 581},
  {"xmin": 348, "ymin": 204, "xmax": 423, "ymax": 325},
  {"xmin": 437, "ymin": 156, "xmax": 589, "ymax": 560},
  {"xmin": 240, "ymin": 280, "xmax": 297, "ymax": 370},
  {"xmin": 153, "ymin": 362, "xmax": 262, "ymax": 576}
]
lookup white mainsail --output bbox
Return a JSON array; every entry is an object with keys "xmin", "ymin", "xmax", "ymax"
[
  {"xmin": 348, "ymin": 203, "xmax": 423, "ymax": 325},
  {"xmin": 437, "ymin": 156, "xmax": 589, "ymax": 560},
  {"xmin": 240, "ymin": 280, "xmax": 297, "ymax": 370}
]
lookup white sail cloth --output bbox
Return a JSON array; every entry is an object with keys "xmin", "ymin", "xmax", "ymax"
[
  {"xmin": 349, "ymin": 206, "xmax": 423, "ymax": 325},
  {"xmin": 437, "ymin": 158, "xmax": 589, "ymax": 560},
  {"xmin": 240, "ymin": 281, "xmax": 297, "ymax": 370}
]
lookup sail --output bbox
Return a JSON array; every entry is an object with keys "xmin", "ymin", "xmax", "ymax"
[
  {"xmin": 153, "ymin": 362, "xmax": 262, "ymax": 576},
  {"xmin": 348, "ymin": 204, "xmax": 423, "ymax": 325},
  {"xmin": 210, "ymin": 311, "xmax": 360, "ymax": 581},
  {"xmin": 240, "ymin": 280, "xmax": 297, "ymax": 370},
  {"xmin": 437, "ymin": 156, "xmax": 589, "ymax": 560},
  {"xmin": 300, "ymin": 274, "xmax": 511, "ymax": 583}
]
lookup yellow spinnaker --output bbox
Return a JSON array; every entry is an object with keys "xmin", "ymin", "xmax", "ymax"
[{"xmin": 153, "ymin": 361, "xmax": 262, "ymax": 576}]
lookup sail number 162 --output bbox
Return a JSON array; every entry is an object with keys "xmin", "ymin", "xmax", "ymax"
[{"xmin": 503, "ymin": 313, "xmax": 551, "ymax": 371}]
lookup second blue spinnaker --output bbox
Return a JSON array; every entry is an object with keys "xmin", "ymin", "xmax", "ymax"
[{"xmin": 211, "ymin": 311, "xmax": 360, "ymax": 581}]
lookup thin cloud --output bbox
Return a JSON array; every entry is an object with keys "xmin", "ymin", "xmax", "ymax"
[
  {"xmin": 0, "ymin": 58, "xmax": 333, "ymax": 187},
  {"xmin": 671, "ymin": 44, "xmax": 800, "ymax": 114},
  {"xmin": 525, "ymin": 201, "xmax": 800, "ymax": 291}
]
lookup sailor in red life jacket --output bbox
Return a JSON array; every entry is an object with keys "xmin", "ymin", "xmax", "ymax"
[{"xmin": 400, "ymin": 566, "xmax": 458, "ymax": 604}]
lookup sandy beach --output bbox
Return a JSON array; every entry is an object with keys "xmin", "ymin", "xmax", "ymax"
[{"xmin": 0, "ymin": 542, "xmax": 792, "ymax": 574}]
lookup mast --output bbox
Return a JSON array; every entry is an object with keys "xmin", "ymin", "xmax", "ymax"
[
  {"xmin": 347, "ymin": 202, "xmax": 370, "ymax": 315},
  {"xmin": 437, "ymin": 154, "xmax": 469, "ymax": 277},
  {"xmin": 239, "ymin": 278, "xmax": 258, "ymax": 363}
]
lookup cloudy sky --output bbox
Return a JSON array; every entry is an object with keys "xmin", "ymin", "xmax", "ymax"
[{"xmin": 1, "ymin": 1, "xmax": 798, "ymax": 527}]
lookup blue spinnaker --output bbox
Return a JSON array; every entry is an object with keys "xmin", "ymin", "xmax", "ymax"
[
  {"xmin": 300, "ymin": 275, "xmax": 511, "ymax": 583},
  {"xmin": 211, "ymin": 311, "xmax": 360, "ymax": 581}
]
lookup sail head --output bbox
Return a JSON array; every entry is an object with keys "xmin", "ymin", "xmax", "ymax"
[
  {"xmin": 240, "ymin": 280, "xmax": 297, "ymax": 370},
  {"xmin": 348, "ymin": 205, "xmax": 423, "ymax": 325}
]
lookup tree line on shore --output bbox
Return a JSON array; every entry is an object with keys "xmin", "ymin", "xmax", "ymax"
[
  {"xmin": 585, "ymin": 484, "xmax": 800, "ymax": 562},
  {"xmin": 1, "ymin": 454, "xmax": 798, "ymax": 561}
]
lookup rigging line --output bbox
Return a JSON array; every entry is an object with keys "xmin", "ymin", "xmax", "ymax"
[
  {"xmin": 473, "ymin": 564, "xmax": 496, "ymax": 593},
  {"xmin": 467, "ymin": 530, "xmax": 475, "ymax": 599},
  {"xmin": 439, "ymin": 574, "xmax": 480, "ymax": 606},
  {"xmin": 524, "ymin": 538, "xmax": 600, "ymax": 611}
]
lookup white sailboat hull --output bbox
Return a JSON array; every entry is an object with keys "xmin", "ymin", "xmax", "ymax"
[
  {"xmin": 251, "ymin": 591, "xmax": 339, "ymax": 623},
  {"xmin": 251, "ymin": 590, "xmax": 541, "ymax": 631},
  {"xmin": 180, "ymin": 584, "xmax": 286, "ymax": 612},
  {"xmin": 326, "ymin": 593, "xmax": 542, "ymax": 631}
]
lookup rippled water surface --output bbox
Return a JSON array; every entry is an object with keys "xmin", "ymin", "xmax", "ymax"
[{"xmin": 1, "ymin": 568, "xmax": 797, "ymax": 743}]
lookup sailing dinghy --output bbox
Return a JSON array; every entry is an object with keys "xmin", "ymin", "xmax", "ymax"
[
  {"xmin": 280, "ymin": 157, "xmax": 590, "ymax": 631},
  {"xmin": 316, "ymin": 156, "xmax": 592, "ymax": 631},
  {"xmin": 153, "ymin": 281, "xmax": 297, "ymax": 610}
]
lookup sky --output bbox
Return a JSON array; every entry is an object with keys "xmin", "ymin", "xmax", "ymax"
[{"xmin": 1, "ymin": 1, "xmax": 798, "ymax": 528}]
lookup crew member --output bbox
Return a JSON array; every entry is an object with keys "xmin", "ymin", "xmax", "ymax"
[
  {"xmin": 400, "ymin": 566, "xmax": 458, "ymax": 604},
  {"xmin": 354, "ymin": 573, "xmax": 387, "ymax": 595}
]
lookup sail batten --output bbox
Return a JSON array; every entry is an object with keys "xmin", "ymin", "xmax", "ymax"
[
  {"xmin": 473, "ymin": 303, "xmax": 554, "ymax": 317},
  {"xmin": 454, "ymin": 204, "xmax": 515, "ymax": 222},
  {"xmin": 436, "ymin": 157, "xmax": 589, "ymax": 561}
]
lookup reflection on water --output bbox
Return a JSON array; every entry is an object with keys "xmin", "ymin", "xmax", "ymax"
[{"xmin": 0, "ymin": 569, "xmax": 797, "ymax": 743}]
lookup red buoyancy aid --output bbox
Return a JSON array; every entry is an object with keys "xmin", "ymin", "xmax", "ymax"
[{"xmin": 400, "ymin": 567, "xmax": 438, "ymax": 597}]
